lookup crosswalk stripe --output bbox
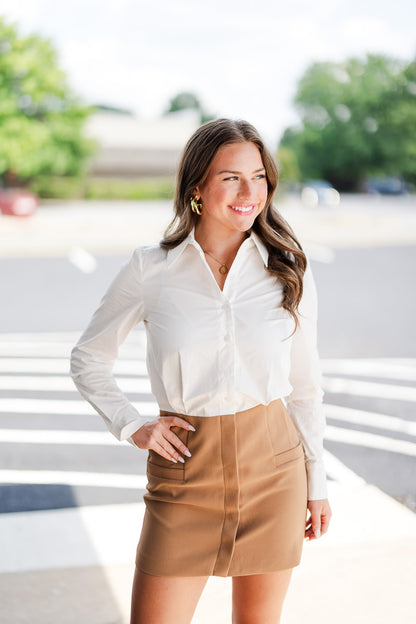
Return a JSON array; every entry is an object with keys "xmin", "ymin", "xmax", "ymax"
[
  {"xmin": 0, "ymin": 469, "xmax": 148, "ymax": 489},
  {"xmin": 0, "ymin": 375, "xmax": 152, "ymax": 393},
  {"xmin": 0, "ymin": 398, "xmax": 158, "ymax": 416},
  {"xmin": 322, "ymin": 376, "xmax": 416, "ymax": 402},
  {"xmin": 324, "ymin": 403, "xmax": 416, "ymax": 436},
  {"xmin": 321, "ymin": 358, "xmax": 416, "ymax": 382},
  {"xmin": 325, "ymin": 425, "xmax": 416, "ymax": 457},
  {"xmin": 0, "ymin": 358, "xmax": 147, "ymax": 375},
  {"xmin": 0, "ymin": 429, "xmax": 123, "ymax": 445},
  {"xmin": 0, "ymin": 344, "xmax": 145, "ymax": 357},
  {"xmin": 0, "ymin": 332, "xmax": 82, "ymax": 341}
]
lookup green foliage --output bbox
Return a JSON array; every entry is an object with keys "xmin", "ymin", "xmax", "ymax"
[
  {"xmin": 275, "ymin": 146, "xmax": 300, "ymax": 183},
  {"xmin": 280, "ymin": 54, "xmax": 416, "ymax": 190},
  {"xmin": 30, "ymin": 175, "xmax": 175, "ymax": 200},
  {"xmin": 0, "ymin": 17, "xmax": 95, "ymax": 186},
  {"xmin": 29, "ymin": 175, "xmax": 86, "ymax": 199},
  {"xmin": 165, "ymin": 91, "xmax": 215, "ymax": 124},
  {"xmin": 84, "ymin": 177, "xmax": 175, "ymax": 200}
]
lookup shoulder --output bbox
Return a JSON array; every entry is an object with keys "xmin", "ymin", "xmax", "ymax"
[
  {"xmin": 132, "ymin": 243, "xmax": 166, "ymax": 262},
  {"xmin": 130, "ymin": 243, "xmax": 168, "ymax": 278}
]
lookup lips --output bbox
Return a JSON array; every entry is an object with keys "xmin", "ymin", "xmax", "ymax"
[{"xmin": 228, "ymin": 204, "xmax": 256, "ymax": 215}]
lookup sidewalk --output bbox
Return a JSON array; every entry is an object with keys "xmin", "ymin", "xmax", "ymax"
[{"xmin": 1, "ymin": 477, "xmax": 415, "ymax": 623}]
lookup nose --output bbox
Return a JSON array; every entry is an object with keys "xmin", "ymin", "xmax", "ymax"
[{"xmin": 237, "ymin": 178, "xmax": 254, "ymax": 200}]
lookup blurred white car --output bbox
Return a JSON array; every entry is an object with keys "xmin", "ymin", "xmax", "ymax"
[{"xmin": 301, "ymin": 180, "xmax": 340, "ymax": 207}]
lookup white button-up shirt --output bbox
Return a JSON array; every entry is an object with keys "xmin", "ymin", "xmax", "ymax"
[{"xmin": 71, "ymin": 227, "xmax": 327, "ymax": 499}]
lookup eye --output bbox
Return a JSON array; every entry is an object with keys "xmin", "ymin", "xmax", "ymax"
[
  {"xmin": 223, "ymin": 176, "xmax": 238, "ymax": 181},
  {"xmin": 255, "ymin": 174, "xmax": 266, "ymax": 180}
]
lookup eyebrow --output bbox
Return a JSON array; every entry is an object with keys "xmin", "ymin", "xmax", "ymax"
[{"xmin": 216, "ymin": 168, "xmax": 266, "ymax": 175}]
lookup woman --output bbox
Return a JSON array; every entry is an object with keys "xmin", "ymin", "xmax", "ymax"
[{"xmin": 71, "ymin": 118, "xmax": 332, "ymax": 624}]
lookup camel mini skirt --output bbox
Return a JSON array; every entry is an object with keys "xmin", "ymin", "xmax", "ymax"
[{"xmin": 136, "ymin": 399, "xmax": 308, "ymax": 577}]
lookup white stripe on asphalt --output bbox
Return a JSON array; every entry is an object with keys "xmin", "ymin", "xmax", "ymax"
[
  {"xmin": 0, "ymin": 344, "xmax": 145, "ymax": 357},
  {"xmin": 0, "ymin": 398, "xmax": 158, "ymax": 416},
  {"xmin": 68, "ymin": 247, "xmax": 97, "ymax": 273},
  {"xmin": 0, "ymin": 469, "xmax": 147, "ymax": 489},
  {"xmin": 0, "ymin": 332, "xmax": 82, "ymax": 341},
  {"xmin": 324, "ymin": 403, "xmax": 416, "ymax": 436},
  {"xmin": 325, "ymin": 424, "xmax": 416, "ymax": 457},
  {"xmin": 0, "ymin": 375, "xmax": 151, "ymax": 393},
  {"xmin": 322, "ymin": 376, "xmax": 416, "ymax": 402},
  {"xmin": 0, "ymin": 358, "xmax": 147, "ymax": 375},
  {"xmin": 0, "ymin": 429, "xmax": 123, "ymax": 445},
  {"xmin": 0, "ymin": 331, "xmax": 145, "ymax": 341},
  {"xmin": 321, "ymin": 358, "xmax": 416, "ymax": 382}
]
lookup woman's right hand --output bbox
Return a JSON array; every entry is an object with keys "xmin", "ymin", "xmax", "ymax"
[{"xmin": 130, "ymin": 416, "xmax": 195, "ymax": 463}]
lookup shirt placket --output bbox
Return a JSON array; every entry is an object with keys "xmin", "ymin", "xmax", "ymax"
[
  {"xmin": 218, "ymin": 291, "xmax": 235, "ymax": 407},
  {"xmin": 192, "ymin": 240, "xmax": 244, "ymax": 411}
]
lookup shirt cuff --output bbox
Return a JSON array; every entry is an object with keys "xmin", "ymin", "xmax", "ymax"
[
  {"xmin": 305, "ymin": 458, "xmax": 328, "ymax": 500},
  {"xmin": 119, "ymin": 418, "xmax": 150, "ymax": 441}
]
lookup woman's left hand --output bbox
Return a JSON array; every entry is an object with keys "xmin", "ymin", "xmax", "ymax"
[{"xmin": 305, "ymin": 498, "xmax": 332, "ymax": 540}]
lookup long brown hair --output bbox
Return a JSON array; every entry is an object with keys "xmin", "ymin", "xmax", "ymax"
[{"xmin": 161, "ymin": 118, "xmax": 307, "ymax": 325}]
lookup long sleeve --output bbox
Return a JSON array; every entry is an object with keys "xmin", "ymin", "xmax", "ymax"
[
  {"xmin": 70, "ymin": 248, "xmax": 149, "ymax": 441},
  {"xmin": 285, "ymin": 263, "xmax": 328, "ymax": 500}
]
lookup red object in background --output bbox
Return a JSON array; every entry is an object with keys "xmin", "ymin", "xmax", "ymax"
[{"xmin": 0, "ymin": 189, "xmax": 38, "ymax": 216}]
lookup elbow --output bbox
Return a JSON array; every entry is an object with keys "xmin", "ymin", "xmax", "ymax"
[{"xmin": 70, "ymin": 345, "xmax": 84, "ymax": 383}]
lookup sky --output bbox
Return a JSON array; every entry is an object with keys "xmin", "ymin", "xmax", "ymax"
[{"xmin": 0, "ymin": 0, "xmax": 415, "ymax": 147}]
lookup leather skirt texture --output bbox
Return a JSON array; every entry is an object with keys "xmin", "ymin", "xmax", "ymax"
[{"xmin": 136, "ymin": 399, "xmax": 308, "ymax": 577}]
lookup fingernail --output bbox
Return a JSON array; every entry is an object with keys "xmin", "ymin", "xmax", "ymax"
[
  {"xmin": 314, "ymin": 528, "xmax": 321, "ymax": 539},
  {"xmin": 184, "ymin": 449, "xmax": 192, "ymax": 458},
  {"xmin": 170, "ymin": 458, "xmax": 178, "ymax": 463},
  {"xmin": 188, "ymin": 425, "xmax": 196, "ymax": 432},
  {"xmin": 177, "ymin": 456, "xmax": 185, "ymax": 463}
]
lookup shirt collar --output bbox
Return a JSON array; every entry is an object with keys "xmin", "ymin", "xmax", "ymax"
[
  {"xmin": 249, "ymin": 230, "xmax": 269, "ymax": 267},
  {"xmin": 166, "ymin": 227, "xmax": 200, "ymax": 267},
  {"xmin": 166, "ymin": 226, "xmax": 269, "ymax": 268}
]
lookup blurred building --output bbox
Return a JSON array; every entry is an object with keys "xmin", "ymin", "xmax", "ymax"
[{"xmin": 85, "ymin": 108, "xmax": 200, "ymax": 178}]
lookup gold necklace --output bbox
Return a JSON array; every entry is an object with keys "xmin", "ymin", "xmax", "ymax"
[{"xmin": 203, "ymin": 250, "xmax": 229, "ymax": 274}]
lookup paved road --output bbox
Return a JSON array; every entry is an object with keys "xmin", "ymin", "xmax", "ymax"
[{"xmin": 0, "ymin": 244, "xmax": 415, "ymax": 513}]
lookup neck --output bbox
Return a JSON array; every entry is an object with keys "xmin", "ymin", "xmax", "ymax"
[{"xmin": 194, "ymin": 223, "xmax": 248, "ymax": 258}]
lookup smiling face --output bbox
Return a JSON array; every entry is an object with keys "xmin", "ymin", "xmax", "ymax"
[{"xmin": 195, "ymin": 141, "xmax": 268, "ymax": 237}]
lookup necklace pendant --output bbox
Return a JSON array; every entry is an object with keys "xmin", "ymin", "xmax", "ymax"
[{"xmin": 219, "ymin": 264, "xmax": 228, "ymax": 275}]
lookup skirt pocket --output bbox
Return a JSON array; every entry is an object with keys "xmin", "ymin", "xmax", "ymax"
[
  {"xmin": 273, "ymin": 439, "xmax": 304, "ymax": 468},
  {"xmin": 147, "ymin": 425, "xmax": 189, "ymax": 482},
  {"xmin": 265, "ymin": 400, "xmax": 305, "ymax": 468}
]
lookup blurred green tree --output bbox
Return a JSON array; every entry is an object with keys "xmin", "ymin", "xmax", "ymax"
[
  {"xmin": 164, "ymin": 91, "xmax": 215, "ymax": 124},
  {"xmin": 275, "ymin": 146, "xmax": 300, "ymax": 184},
  {"xmin": 279, "ymin": 54, "xmax": 416, "ymax": 190},
  {"xmin": 0, "ymin": 17, "xmax": 94, "ymax": 188}
]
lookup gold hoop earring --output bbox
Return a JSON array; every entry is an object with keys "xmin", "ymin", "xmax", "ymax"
[{"xmin": 190, "ymin": 196, "xmax": 203, "ymax": 215}]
